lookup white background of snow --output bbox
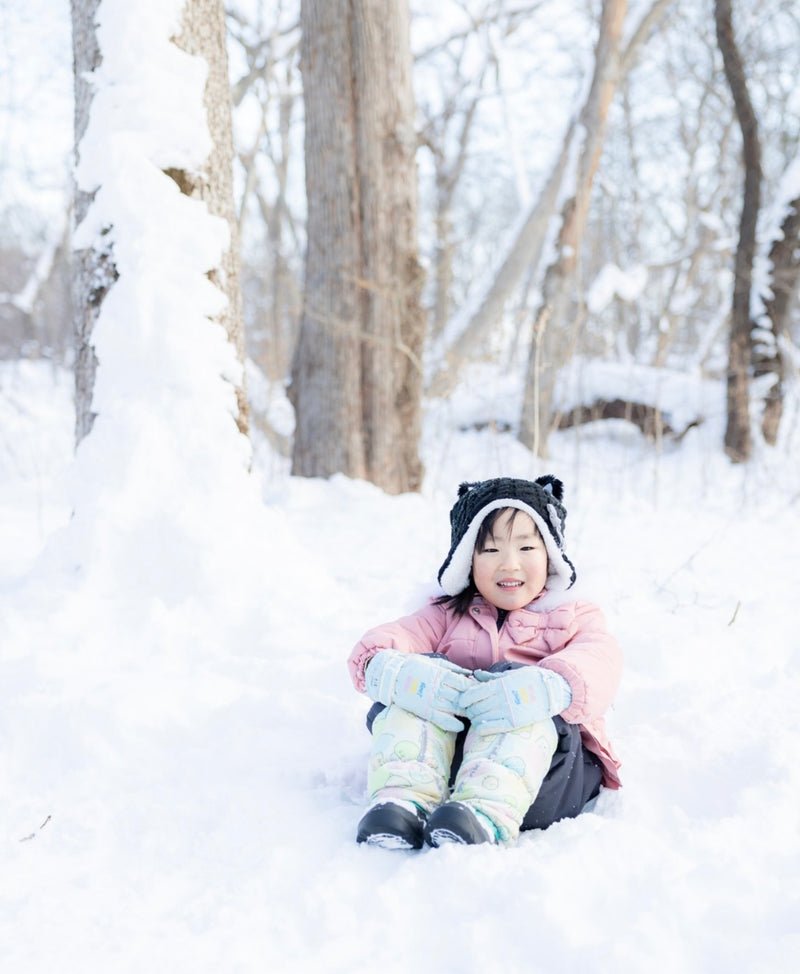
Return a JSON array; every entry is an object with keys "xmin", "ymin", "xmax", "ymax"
[
  {"xmin": 1, "ymin": 0, "xmax": 800, "ymax": 971},
  {"xmin": 2, "ymin": 356, "xmax": 800, "ymax": 974}
]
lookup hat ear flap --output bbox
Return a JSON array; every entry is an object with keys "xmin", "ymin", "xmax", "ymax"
[{"xmin": 535, "ymin": 474, "xmax": 564, "ymax": 502}]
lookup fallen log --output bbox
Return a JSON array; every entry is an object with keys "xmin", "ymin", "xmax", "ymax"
[{"xmin": 554, "ymin": 398, "xmax": 702, "ymax": 441}]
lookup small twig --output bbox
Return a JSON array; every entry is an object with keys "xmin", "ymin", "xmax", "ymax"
[
  {"xmin": 19, "ymin": 814, "xmax": 52, "ymax": 843},
  {"xmin": 728, "ymin": 601, "xmax": 741, "ymax": 626}
]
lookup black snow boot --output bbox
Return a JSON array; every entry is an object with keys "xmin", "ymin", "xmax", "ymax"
[
  {"xmin": 356, "ymin": 801, "xmax": 427, "ymax": 850},
  {"xmin": 424, "ymin": 801, "xmax": 495, "ymax": 847}
]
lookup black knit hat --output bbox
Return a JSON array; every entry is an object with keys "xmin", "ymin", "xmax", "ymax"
[{"xmin": 437, "ymin": 475, "xmax": 576, "ymax": 596}]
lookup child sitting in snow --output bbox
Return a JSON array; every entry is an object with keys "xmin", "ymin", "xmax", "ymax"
[{"xmin": 347, "ymin": 475, "xmax": 622, "ymax": 849}]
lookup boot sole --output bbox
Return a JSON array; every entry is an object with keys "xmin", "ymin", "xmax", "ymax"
[{"xmin": 360, "ymin": 832, "xmax": 420, "ymax": 851}]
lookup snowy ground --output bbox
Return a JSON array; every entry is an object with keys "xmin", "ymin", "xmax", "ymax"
[{"xmin": 1, "ymin": 359, "xmax": 799, "ymax": 973}]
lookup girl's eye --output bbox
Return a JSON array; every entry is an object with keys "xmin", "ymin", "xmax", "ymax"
[{"xmin": 481, "ymin": 546, "xmax": 499, "ymax": 554}]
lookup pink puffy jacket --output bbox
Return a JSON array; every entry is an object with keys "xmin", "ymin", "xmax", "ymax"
[{"xmin": 348, "ymin": 594, "xmax": 622, "ymax": 788}]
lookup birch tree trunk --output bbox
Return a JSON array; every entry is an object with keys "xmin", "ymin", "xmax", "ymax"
[
  {"xmin": 292, "ymin": 0, "xmax": 424, "ymax": 494},
  {"xmin": 715, "ymin": 0, "xmax": 761, "ymax": 463}
]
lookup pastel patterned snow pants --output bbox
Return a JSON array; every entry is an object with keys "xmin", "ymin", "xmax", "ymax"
[{"xmin": 367, "ymin": 704, "xmax": 558, "ymax": 843}]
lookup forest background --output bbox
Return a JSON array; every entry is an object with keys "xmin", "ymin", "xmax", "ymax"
[
  {"xmin": 1, "ymin": 3, "xmax": 800, "ymax": 971},
  {"xmin": 2, "ymin": 0, "xmax": 799, "ymax": 476}
]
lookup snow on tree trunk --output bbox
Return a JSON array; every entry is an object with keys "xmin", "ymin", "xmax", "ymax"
[
  {"xmin": 66, "ymin": 0, "xmax": 264, "ymax": 606},
  {"xmin": 757, "ymin": 192, "xmax": 800, "ymax": 445},
  {"xmin": 171, "ymin": 0, "xmax": 248, "ymax": 436},
  {"xmin": 71, "ymin": 0, "xmax": 247, "ymax": 445}
]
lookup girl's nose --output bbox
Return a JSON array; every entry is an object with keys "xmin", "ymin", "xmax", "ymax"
[{"xmin": 500, "ymin": 548, "xmax": 520, "ymax": 570}]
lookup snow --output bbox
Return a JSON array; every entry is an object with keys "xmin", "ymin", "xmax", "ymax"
[
  {"xmin": 553, "ymin": 357, "xmax": 722, "ymax": 432},
  {"xmin": 1, "ymin": 2, "xmax": 799, "ymax": 972},
  {"xmin": 2, "ymin": 354, "xmax": 799, "ymax": 973},
  {"xmin": 587, "ymin": 263, "xmax": 649, "ymax": 314}
]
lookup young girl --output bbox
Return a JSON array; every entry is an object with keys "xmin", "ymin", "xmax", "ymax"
[{"xmin": 347, "ymin": 475, "xmax": 622, "ymax": 849}]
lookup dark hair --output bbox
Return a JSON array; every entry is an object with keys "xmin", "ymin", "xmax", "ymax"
[{"xmin": 435, "ymin": 507, "xmax": 525, "ymax": 616}]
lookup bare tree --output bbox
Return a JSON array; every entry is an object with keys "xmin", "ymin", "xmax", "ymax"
[
  {"xmin": 422, "ymin": 1, "xmax": 674, "ymax": 430},
  {"xmin": 291, "ymin": 0, "xmax": 424, "ymax": 494},
  {"xmin": 715, "ymin": 0, "xmax": 761, "ymax": 463},
  {"xmin": 518, "ymin": 0, "xmax": 628, "ymax": 455}
]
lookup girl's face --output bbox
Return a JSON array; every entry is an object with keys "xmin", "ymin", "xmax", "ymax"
[{"xmin": 471, "ymin": 509, "xmax": 548, "ymax": 611}]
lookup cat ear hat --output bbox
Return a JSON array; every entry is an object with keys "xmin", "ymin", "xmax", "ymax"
[{"xmin": 437, "ymin": 475, "xmax": 577, "ymax": 596}]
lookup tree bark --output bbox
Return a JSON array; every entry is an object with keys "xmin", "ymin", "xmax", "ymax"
[
  {"xmin": 172, "ymin": 0, "xmax": 249, "ymax": 435},
  {"xmin": 71, "ymin": 0, "xmax": 117, "ymax": 444},
  {"xmin": 715, "ymin": 0, "xmax": 761, "ymax": 463},
  {"xmin": 292, "ymin": 0, "xmax": 424, "ymax": 494},
  {"xmin": 757, "ymin": 194, "xmax": 800, "ymax": 445},
  {"xmin": 291, "ymin": 1, "xmax": 367, "ymax": 482}
]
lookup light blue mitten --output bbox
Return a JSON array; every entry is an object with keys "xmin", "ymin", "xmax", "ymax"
[
  {"xmin": 364, "ymin": 650, "xmax": 473, "ymax": 732},
  {"xmin": 460, "ymin": 665, "xmax": 572, "ymax": 735}
]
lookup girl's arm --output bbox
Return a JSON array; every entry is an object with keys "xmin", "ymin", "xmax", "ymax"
[
  {"xmin": 537, "ymin": 601, "xmax": 622, "ymax": 723},
  {"xmin": 347, "ymin": 601, "xmax": 449, "ymax": 691}
]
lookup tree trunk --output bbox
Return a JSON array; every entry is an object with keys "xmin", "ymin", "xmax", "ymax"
[
  {"xmin": 71, "ymin": 0, "xmax": 246, "ymax": 442},
  {"xmin": 172, "ymin": 0, "xmax": 249, "ymax": 435},
  {"xmin": 291, "ymin": 1, "xmax": 368, "ymax": 482},
  {"xmin": 292, "ymin": 0, "xmax": 424, "ymax": 494},
  {"xmin": 519, "ymin": 0, "xmax": 627, "ymax": 456},
  {"xmin": 757, "ymin": 194, "xmax": 800, "ymax": 445},
  {"xmin": 715, "ymin": 0, "xmax": 761, "ymax": 463},
  {"xmin": 71, "ymin": 0, "xmax": 117, "ymax": 444}
]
